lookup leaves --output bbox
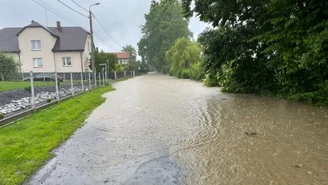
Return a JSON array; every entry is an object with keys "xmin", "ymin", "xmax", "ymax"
[
  {"xmin": 185, "ymin": 0, "xmax": 328, "ymax": 104},
  {"xmin": 138, "ymin": 0, "xmax": 191, "ymax": 72}
]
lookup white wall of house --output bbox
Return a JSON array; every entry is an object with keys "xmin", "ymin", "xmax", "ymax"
[
  {"xmin": 54, "ymin": 52, "xmax": 82, "ymax": 72},
  {"xmin": 18, "ymin": 27, "xmax": 57, "ymax": 72},
  {"xmin": 82, "ymin": 35, "xmax": 91, "ymax": 72}
]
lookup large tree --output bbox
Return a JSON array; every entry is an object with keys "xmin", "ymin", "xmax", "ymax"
[
  {"xmin": 165, "ymin": 37, "xmax": 202, "ymax": 79},
  {"xmin": 138, "ymin": 0, "xmax": 192, "ymax": 73},
  {"xmin": 122, "ymin": 45, "xmax": 137, "ymax": 62},
  {"xmin": 183, "ymin": 0, "xmax": 328, "ymax": 105}
]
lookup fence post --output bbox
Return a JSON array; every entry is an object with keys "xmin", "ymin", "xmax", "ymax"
[
  {"xmin": 124, "ymin": 71, "xmax": 126, "ymax": 77},
  {"xmin": 98, "ymin": 73, "xmax": 101, "ymax": 86},
  {"xmin": 114, "ymin": 72, "xmax": 117, "ymax": 80},
  {"xmin": 70, "ymin": 72, "xmax": 74, "ymax": 97},
  {"xmin": 55, "ymin": 72, "xmax": 59, "ymax": 103},
  {"xmin": 103, "ymin": 71, "xmax": 105, "ymax": 85},
  {"xmin": 80, "ymin": 72, "xmax": 84, "ymax": 92},
  {"xmin": 30, "ymin": 71, "xmax": 35, "ymax": 111},
  {"xmin": 88, "ymin": 72, "xmax": 91, "ymax": 90}
]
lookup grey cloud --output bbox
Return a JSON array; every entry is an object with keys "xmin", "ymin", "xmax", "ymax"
[{"xmin": 0, "ymin": 0, "xmax": 207, "ymax": 56}]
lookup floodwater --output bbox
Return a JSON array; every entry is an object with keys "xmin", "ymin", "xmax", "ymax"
[{"xmin": 29, "ymin": 73, "xmax": 328, "ymax": 185}]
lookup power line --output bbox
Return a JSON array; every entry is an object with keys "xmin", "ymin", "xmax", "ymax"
[
  {"xmin": 94, "ymin": 33, "xmax": 116, "ymax": 50},
  {"xmin": 57, "ymin": 0, "xmax": 88, "ymax": 18},
  {"xmin": 32, "ymin": 0, "xmax": 79, "ymax": 26},
  {"xmin": 93, "ymin": 14, "xmax": 122, "ymax": 49},
  {"xmin": 32, "ymin": 0, "xmax": 114, "ymax": 52},
  {"xmin": 71, "ymin": 0, "xmax": 88, "ymax": 12}
]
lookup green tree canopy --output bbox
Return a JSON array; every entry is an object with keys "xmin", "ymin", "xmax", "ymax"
[
  {"xmin": 122, "ymin": 45, "xmax": 137, "ymax": 62},
  {"xmin": 183, "ymin": 0, "xmax": 328, "ymax": 105},
  {"xmin": 0, "ymin": 54, "xmax": 20, "ymax": 81},
  {"xmin": 93, "ymin": 48, "xmax": 118, "ymax": 73},
  {"xmin": 138, "ymin": 0, "xmax": 192, "ymax": 73},
  {"xmin": 165, "ymin": 37, "xmax": 202, "ymax": 77}
]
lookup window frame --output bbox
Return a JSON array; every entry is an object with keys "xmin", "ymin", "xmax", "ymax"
[
  {"xmin": 62, "ymin": 57, "xmax": 72, "ymax": 67},
  {"xmin": 33, "ymin": 58, "xmax": 43, "ymax": 68},
  {"xmin": 31, "ymin": 40, "xmax": 41, "ymax": 51}
]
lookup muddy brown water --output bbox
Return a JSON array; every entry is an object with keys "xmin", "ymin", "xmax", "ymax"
[{"xmin": 28, "ymin": 73, "xmax": 328, "ymax": 185}]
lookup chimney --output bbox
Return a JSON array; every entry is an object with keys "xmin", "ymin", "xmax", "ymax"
[
  {"xmin": 31, "ymin": 20, "xmax": 35, "ymax": 23},
  {"xmin": 56, "ymin": 21, "xmax": 62, "ymax": 32}
]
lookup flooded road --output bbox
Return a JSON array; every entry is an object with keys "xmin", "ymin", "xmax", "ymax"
[{"xmin": 29, "ymin": 73, "xmax": 328, "ymax": 185}]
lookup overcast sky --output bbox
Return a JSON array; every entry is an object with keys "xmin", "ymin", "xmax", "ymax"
[{"xmin": 0, "ymin": 0, "xmax": 208, "ymax": 57}]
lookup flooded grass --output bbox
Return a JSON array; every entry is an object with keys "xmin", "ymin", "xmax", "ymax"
[{"xmin": 0, "ymin": 85, "xmax": 115, "ymax": 185}]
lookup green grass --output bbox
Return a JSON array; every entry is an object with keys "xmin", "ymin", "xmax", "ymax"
[
  {"xmin": 0, "ymin": 85, "xmax": 115, "ymax": 185},
  {"xmin": 0, "ymin": 81, "xmax": 72, "ymax": 92}
]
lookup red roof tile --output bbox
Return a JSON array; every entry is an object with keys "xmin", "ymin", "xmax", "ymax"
[{"xmin": 109, "ymin": 52, "xmax": 130, "ymax": 59}]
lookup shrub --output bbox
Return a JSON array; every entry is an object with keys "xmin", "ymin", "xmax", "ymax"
[
  {"xmin": 0, "ymin": 113, "xmax": 4, "ymax": 120},
  {"xmin": 203, "ymin": 73, "xmax": 219, "ymax": 87},
  {"xmin": 189, "ymin": 62, "xmax": 205, "ymax": 81},
  {"xmin": 181, "ymin": 69, "xmax": 190, "ymax": 79},
  {"xmin": 46, "ymin": 98, "xmax": 52, "ymax": 103},
  {"xmin": 24, "ymin": 86, "xmax": 31, "ymax": 92}
]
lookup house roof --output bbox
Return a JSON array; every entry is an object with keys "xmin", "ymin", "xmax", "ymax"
[
  {"xmin": 0, "ymin": 28, "xmax": 21, "ymax": 53},
  {"xmin": 109, "ymin": 52, "xmax": 130, "ymax": 59},
  {"xmin": 16, "ymin": 21, "xmax": 59, "ymax": 38},
  {"xmin": 0, "ymin": 21, "xmax": 89, "ymax": 53}
]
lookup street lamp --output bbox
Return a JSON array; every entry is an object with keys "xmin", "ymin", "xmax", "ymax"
[{"xmin": 89, "ymin": 2, "xmax": 100, "ymax": 87}]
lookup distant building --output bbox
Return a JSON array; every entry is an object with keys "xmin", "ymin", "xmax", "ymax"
[
  {"xmin": 108, "ymin": 52, "xmax": 130, "ymax": 65},
  {"xmin": 0, "ymin": 20, "xmax": 91, "ymax": 72}
]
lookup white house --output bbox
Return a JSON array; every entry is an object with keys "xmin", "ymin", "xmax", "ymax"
[{"xmin": 0, "ymin": 21, "xmax": 91, "ymax": 73}]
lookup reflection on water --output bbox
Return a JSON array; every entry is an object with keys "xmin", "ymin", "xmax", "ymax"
[{"xmin": 174, "ymin": 93, "xmax": 328, "ymax": 185}]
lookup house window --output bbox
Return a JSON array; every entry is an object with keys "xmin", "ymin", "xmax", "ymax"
[
  {"xmin": 31, "ymin": 40, "xmax": 41, "ymax": 50},
  {"xmin": 62, "ymin": 57, "xmax": 72, "ymax": 66},
  {"xmin": 33, "ymin": 58, "xmax": 43, "ymax": 67}
]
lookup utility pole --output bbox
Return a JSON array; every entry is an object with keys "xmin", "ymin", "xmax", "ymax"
[{"xmin": 89, "ymin": 3, "xmax": 100, "ymax": 87}]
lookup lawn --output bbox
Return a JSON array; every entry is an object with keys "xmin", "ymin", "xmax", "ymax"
[{"xmin": 0, "ymin": 85, "xmax": 115, "ymax": 185}]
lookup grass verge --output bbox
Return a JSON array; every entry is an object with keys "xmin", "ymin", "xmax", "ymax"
[
  {"xmin": 0, "ymin": 85, "xmax": 115, "ymax": 185},
  {"xmin": 0, "ymin": 81, "xmax": 73, "ymax": 92}
]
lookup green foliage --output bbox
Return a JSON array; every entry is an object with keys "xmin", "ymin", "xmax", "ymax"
[
  {"xmin": 184, "ymin": 0, "xmax": 328, "ymax": 105},
  {"xmin": 138, "ymin": 0, "xmax": 192, "ymax": 72},
  {"xmin": 115, "ymin": 63, "xmax": 124, "ymax": 72},
  {"xmin": 165, "ymin": 37, "xmax": 203, "ymax": 80},
  {"xmin": 181, "ymin": 69, "xmax": 190, "ymax": 79},
  {"xmin": 0, "ymin": 53, "xmax": 20, "ymax": 81},
  {"xmin": 189, "ymin": 62, "xmax": 204, "ymax": 81},
  {"xmin": 24, "ymin": 86, "xmax": 31, "ymax": 92},
  {"xmin": 122, "ymin": 45, "xmax": 137, "ymax": 62},
  {"xmin": 0, "ymin": 113, "xmax": 4, "ymax": 120},
  {"xmin": 91, "ymin": 48, "xmax": 118, "ymax": 73},
  {"xmin": 46, "ymin": 98, "xmax": 51, "ymax": 103},
  {"xmin": 203, "ymin": 73, "xmax": 219, "ymax": 87}
]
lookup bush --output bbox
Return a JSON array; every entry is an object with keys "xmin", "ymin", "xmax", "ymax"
[
  {"xmin": 46, "ymin": 98, "xmax": 52, "ymax": 103},
  {"xmin": 0, "ymin": 113, "xmax": 4, "ymax": 120},
  {"xmin": 24, "ymin": 86, "xmax": 31, "ymax": 92},
  {"xmin": 203, "ymin": 73, "xmax": 219, "ymax": 87},
  {"xmin": 189, "ymin": 62, "xmax": 205, "ymax": 81},
  {"xmin": 181, "ymin": 69, "xmax": 190, "ymax": 79}
]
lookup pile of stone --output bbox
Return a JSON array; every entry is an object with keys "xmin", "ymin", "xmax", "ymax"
[{"xmin": 0, "ymin": 86, "xmax": 84, "ymax": 117}]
